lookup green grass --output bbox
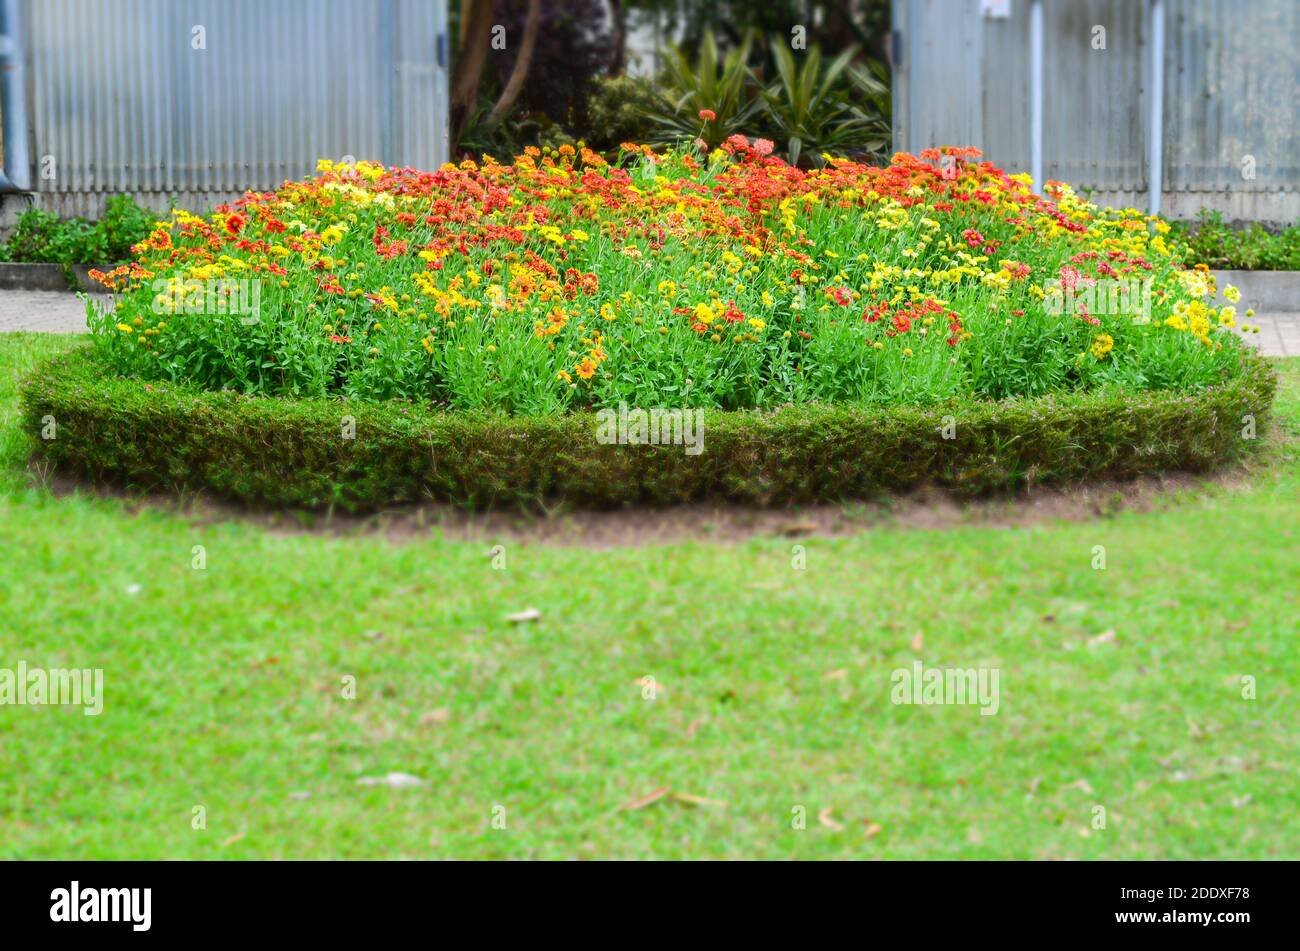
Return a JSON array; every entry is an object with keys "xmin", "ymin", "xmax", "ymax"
[{"xmin": 1, "ymin": 331, "xmax": 1296, "ymax": 859}]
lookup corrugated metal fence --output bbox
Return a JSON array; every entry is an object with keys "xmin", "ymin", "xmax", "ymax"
[
  {"xmin": 14, "ymin": 0, "xmax": 449, "ymax": 217},
  {"xmin": 892, "ymin": 0, "xmax": 1299, "ymax": 222}
]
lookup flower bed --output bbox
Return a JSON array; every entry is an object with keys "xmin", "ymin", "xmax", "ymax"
[
  {"xmin": 85, "ymin": 143, "xmax": 1258, "ymax": 412},
  {"xmin": 24, "ymin": 142, "xmax": 1277, "ymax": 510}
]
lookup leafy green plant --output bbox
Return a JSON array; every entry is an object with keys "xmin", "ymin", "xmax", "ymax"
[
  {"xmin": 650, "ymin": 30, "xmax": 761, "ymax": 149},
  {"xmin": 579, "ymin": 74, "xmax": 662, "ymax": 153},
  {"xmin": 455, "ymin": 91, "xmax": 543, "ymax": 162},
  {"xmin": 0, "ymin": 197, "xmax": 158, "ymax": 284},
  {"xmin": 96, "ymin": 195, "xmax": 159, "ymax": 262},
  {"xmin": 847, "ymin": 58, "xmax": 893, "ymax": 159},
  {"xmin": 759, "ymin": 42, "xmax": 890, "ymax": 167},
  {"xmin": 1169, "ymin": 210, "xmax": 1300, "ymax": 271}
]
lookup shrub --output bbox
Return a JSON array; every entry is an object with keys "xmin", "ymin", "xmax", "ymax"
[
  {"xmin": 21, "ymin": 346, "xmax": 1276, "ymax": 512},
  {"xmin": 1, "ymin": 196, "xmax": 160, "ymax": 282},
  {"xmin": 1168, "ymin": 211, "xmax": 1300, "ymax": 271},
  {"xmin": 650, "ymin": 30, "xmax": 762, "ymax": 150},
  {"xmin": 757, "ymin": 42, "xmax": 890, "ymax": 167},
  {"xmin": 570, "ymin": 74, "xmax": 662, "ymax": 155}
]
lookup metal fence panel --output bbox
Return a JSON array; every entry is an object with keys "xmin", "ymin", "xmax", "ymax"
[
  {"xmin": 23, "ymin": 0, "xmax": 448, "ymax": 201},
  {"xmin": 892, "ymin": 0, "xmax": 1298, "ymax": 219},
  {"xmin": 1163, "ymin": 0, "xmax": 1299, "ymax": 193}
]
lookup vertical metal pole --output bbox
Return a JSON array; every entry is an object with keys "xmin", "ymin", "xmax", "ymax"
[
  {"xmin": 0, "ymin": 0, "xmax": 32, "ymax": 191},
  {"xmin": 1029, "ymin": 0, "xmax": 1043, "ymax": 190},
  {"xmin": 380, "ymin": 0, "xmax": 396, "ymax": 168},
  {"xmin": 1148, "ymin": 0, "xmax": 1166, "ymax": 216}
]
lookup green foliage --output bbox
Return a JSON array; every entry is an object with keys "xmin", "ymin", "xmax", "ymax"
[
  {"xmin": 22, "ymin": 345, "xmax": 1275, "ymax": 512},
  {"xmin": 95, "ymin": 194, "xmax": 160, "ymax": 262},
  {"xmin": 759, "ymin": 42, "xmax": 890, "ymax": 167},
  {"xmin": 645, "ymin": 29, "xmax": 892, "ymax": 165},
  {"xmin": 0, "ymin": 196, "xmax": 159, "ymax": 280},
  {"xmin": 579, "ymin": 74, "xmax": 663, "ymax": 152},
  {"xmin": 455, "ymin": 92, "xmax": 542, "ymax": 162},
  {"xmin": 1169, "ymin": 211, "xmax": 1300, "ymax": 271},
  {"xmin": 650, "ymin": 30, "xmax": 762, "ymax": 149}
]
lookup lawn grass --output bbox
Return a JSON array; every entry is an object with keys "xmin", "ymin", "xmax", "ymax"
[{"xmin": 1, "ymin": 331, "xmax": 1296, "ymax": 859}]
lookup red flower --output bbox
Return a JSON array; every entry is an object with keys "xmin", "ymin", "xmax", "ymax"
[
  {"xmin": 225, "ymin": 212, "xmax": 247, "ymax": 236},
  {"xmin": 328, "ymin": 334, "xmax": 351, "ymax": 344},
  {"xmin": 698, "ymin": 109, "xmax": 717, "ymax": 122}
]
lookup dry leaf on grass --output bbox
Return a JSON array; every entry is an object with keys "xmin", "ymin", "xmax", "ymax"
[
  {"xmin": 618, "ymin": 786, "xmax": 725, "ymax": 811},
  {"xmin": 1088, "ymin": 628, "xmax": 1117, "ymax": 646},
  {"xmin": 670, "ymin": 792, "xmax": 727, "ymax": 808},
  {"xmin": 420, "ymin": 708, "xmax": 451, "ymax": 726},
  {"xmin": 862, "ymin": 822, "xmax": 883, "ymax": 839},
  {"xmin": 817, "ymin": 808, "xmax": 844, "ymax": 831},
  {"xmin": 824, "ymin": 669, "xmax": 847, "ymax": 681},
  {"xmin": 910, "ymin": 631, "xmax": 924, "ymax": 651},
  {"xmin": 506, "ymin": 608, "xmax": 541, "ymax": 623},
  {"xmin": 619, "ymin": 786, "xmax": 671, "ymax": 811}
]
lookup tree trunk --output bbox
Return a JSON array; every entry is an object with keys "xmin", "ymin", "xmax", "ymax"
[
  {"xmin": 451, "ymin": 0, "xmax": 495, "ymax": 152},
  {"xmin": 608, "ymin": 0, "xmax": 627, "ymax": 76},
  {"xmin": 487, "ymin": 0, "xmax": 542, "ymax": 125}
]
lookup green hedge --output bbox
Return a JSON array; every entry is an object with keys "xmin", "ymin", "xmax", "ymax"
[{"xmin": 20, "ymin": 347, "xmax": 1277, "ymax": 511}]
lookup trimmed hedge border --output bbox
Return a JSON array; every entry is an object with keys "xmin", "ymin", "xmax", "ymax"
[{"xmin": 20, "ymin": 346, "xmax": 1277, "ymax": 511}]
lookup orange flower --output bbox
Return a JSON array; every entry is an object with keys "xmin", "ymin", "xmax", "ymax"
[{"xmin": 575, "ymin": 357, "xmax": 597, "ymax": 380}]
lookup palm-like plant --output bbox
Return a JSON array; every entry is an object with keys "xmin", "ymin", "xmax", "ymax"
[
  {"xmin": 760, "ymin": 41, "xmax": 891, "ymax": 167},
  {"xmin": 649, "ymin": 30, "xmax": 762, "ymax": 150}
]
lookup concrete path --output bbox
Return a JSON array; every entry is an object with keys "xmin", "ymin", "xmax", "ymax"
[
  {"xmin": 0, "ymin": 290, "xmax": 111, "ymax": 334},
  {"xmin": 0, "ymin": 289, "xmax": 1297, "ymax": 357}
]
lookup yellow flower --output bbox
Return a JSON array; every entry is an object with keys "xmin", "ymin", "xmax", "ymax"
[
  {"xmin": 1223, "ymin": 284, "xmax": 1240, "ymax": 303},
  {"xmin": 116, "ymin": 322, "xmax": 134, "ymax": 333},
  {"xmin": 693, "ymin": 302, "xmax": 716, "ymax": 324},
  {"xmin": 1090, "ymin": 333, "xmax": 1115, "ymax": 359}
]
